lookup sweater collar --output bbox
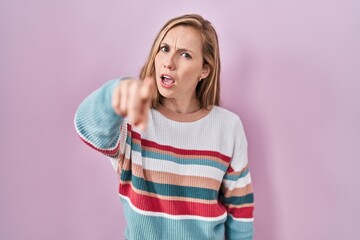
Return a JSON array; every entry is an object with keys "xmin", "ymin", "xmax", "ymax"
[{"xmin": 155, "ymin": 104, "xmax": 213, "ymax": 122}]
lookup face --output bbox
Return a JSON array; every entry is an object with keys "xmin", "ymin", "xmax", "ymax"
[{"xmin": 154, "ymin": 25, "xmax": 210, "ymax": 104}]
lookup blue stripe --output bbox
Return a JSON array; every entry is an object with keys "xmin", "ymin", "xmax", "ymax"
[
  {"xmin": 75, "ymin": 79, "xmax": 123, "ymax": 150},
  {"xmin": 226, "ymin": 215, "xmax": 254, "ymax": 240},
  {"xmin": 121, "ymin": 199, "xmax": 226, "ymax": 240}
]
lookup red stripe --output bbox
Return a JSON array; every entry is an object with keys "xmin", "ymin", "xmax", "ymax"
[
  {"xmin": 227, "ymin": 164, "xmax": 249, "ymax": 175},
  {"xmin": 119, "ymin": 182, "xmax": 226, "ymax": 218},
  {"xmin": 227, "ymin": 166, "xmax": 235, "ymax": 173},
  {"xmin": 227, "ymin": 206, "xmax": 254, "ymax": 218},
  {"xmin": 127, "ymin": 124, "xmax": 231, "ymax": 164},
  {"xmin": 79, "ymin": 136, "xmax": 119, "ymax": 156}
]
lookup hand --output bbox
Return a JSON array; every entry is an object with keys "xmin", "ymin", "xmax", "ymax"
[{"xmin": 111, "ymin": 77, "xmax": 156, "ymax": 131}]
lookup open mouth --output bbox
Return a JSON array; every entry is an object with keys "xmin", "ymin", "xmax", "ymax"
[{"xmin": 160, "ymin": 74, "xmax": 175, "ymax": 88}]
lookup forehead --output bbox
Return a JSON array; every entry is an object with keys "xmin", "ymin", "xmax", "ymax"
[{"xmin": 162, "ymin": 25, "xmax": 202, "ymax": 50}]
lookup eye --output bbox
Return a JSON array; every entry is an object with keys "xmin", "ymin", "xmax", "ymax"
[
  {"xmin": 160, "ymin": 45, "xmax": 169, "ymax": 52},
  {"xmin": 181, "ymin": 52, "xmax": 192, "ymax": 59}
]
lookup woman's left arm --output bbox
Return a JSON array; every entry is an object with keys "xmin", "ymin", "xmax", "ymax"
[{"xmin": 220, "ymin": 118, "xmax": 255, "ymax": 240}]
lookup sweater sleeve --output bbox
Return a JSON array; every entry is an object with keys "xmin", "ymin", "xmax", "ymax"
[
  {"xmin": 220, "ymin": 118, "xmax": 255, "ymax": 240},
  {"xmin": 74, "ymin": 78, "xmax": 129, "ymax": 171}
]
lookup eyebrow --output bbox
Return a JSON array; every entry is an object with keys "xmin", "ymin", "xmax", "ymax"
[{"xmin": 160, "ymin": 42, "xmax": 195, "ymax": 54}]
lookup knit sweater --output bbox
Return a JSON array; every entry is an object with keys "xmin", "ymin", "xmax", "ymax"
[{"xmin": 74, "ymin": 78, "xmax": 255, "ymax": 240}]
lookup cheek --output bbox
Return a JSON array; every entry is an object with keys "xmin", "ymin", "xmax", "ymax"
[
  {"xmin": 154, "ymin": 55, "xmax": 161, "ymax": 71},
  {"xmin": 181, "ymin": 64, "xmax": 202, "ymax": 79}
]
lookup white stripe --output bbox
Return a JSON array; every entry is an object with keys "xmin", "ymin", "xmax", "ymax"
[
  {"xmin": 125, "ymin": 143, "xmax": 131, "ymax": 159},
  {"xmin": 222, "ymin": 173, "xmax": 252, "ymax": 190},
  {"xmin": 129, "ymin": 147, "xmax": 224, "ymax": 180},
  {"xmin": 147, "ymin": 106, "xmax": 238, "ymax": 156},
  {"xmin": 229, "ymin": 215, "xmax": 254, "ymax": 222},
  {"xmin": 119, "ymin": 194, "xmax": 227, "ymax": 222}
]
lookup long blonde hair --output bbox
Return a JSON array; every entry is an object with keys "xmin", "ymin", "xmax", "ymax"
[{"xmin": 140, "ymin": 14, "xmax": 221, "ymax": 109}]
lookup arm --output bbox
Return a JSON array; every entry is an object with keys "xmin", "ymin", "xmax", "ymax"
[
  {"xmin": 221, "ymin": 118, "xmax": 255, "ymax": 240},
  {"xmin": 74, "ymin": 78, "xmax": 127, "ymax": 159},
  {"xmin": 74, "ymin": 76, "xmax": 155, "ymax": 172}
]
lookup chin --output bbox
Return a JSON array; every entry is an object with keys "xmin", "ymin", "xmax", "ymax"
[
  {"xmin": 156, "ymin": 81, "xmax": 174, "ymax": 98},
  {"xmin": 158, "ymin": 89, "xmax": 174, "ymax": 99}
]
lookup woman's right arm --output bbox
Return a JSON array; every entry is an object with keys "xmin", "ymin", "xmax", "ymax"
[
  {"xmin": 74, "ymin": 78, "xmax": 125, "ymax": 158},
  {"xmin": 74, "ymin": 76, "xmax": 155, "ymax": 158}
]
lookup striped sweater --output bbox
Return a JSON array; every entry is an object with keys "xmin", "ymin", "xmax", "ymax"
[{"xmin": 74, "ymin": 78, "xmax": 255, "ymax": 240}]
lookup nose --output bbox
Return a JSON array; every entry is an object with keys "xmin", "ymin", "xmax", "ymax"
[{"xmin": 163, "ymin": 54, "xmax": 175, "ymax": 71}]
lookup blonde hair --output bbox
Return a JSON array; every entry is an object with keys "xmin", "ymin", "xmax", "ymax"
[{"xmin": 140, "ymin": 14, "xmax": 221, "ymax": 109}]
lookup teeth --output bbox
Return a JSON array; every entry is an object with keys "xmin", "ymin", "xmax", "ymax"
[
  {"xmin": 161, "ymin": 75, "xmax": 175, "ymax": 86},
  {"xmin": 162, "ymin": 75, "xmax": 172, "ymax": 80}
]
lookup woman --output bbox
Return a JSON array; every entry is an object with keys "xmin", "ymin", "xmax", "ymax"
[{"xmin": 74, "ymin": 14, "xmax": 254, "ymax": 240}]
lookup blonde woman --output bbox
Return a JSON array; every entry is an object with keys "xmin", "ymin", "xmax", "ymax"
[{"xmin": 74, "ymin": 14, "xmax": 254, "ymax": 240}]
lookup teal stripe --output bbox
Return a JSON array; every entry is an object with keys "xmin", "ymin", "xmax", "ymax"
[
  {"xmin": 121, "ymin": 170, "xmax": 218, "ymax": 200},
  {"xmin": 226, "ymin": 215, "xmax": 254, "ymax": 240},
  {"xmin": 121, "ymin": 199, "xmax": 226, "ymax": 240},
  {"xmin": 224, "ymin": 168, "xmax": 249, "ymax": 181},
  {"xmin": 222, "ymin": 193, "xmax": 254, "ymax": 206},
  {"xmin": 126, "ymin": 139, "xmax": 227, "ymax": 171}
]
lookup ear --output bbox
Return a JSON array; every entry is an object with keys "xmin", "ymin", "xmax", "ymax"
[{"xmin": 200, "ymin": 64, "xmax": 210, "ymax": 79}]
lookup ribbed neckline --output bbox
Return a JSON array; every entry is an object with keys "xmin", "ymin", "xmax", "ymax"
[{"xmin": 155, "ymin": 104, "xmax": 213, "ymax": 123}]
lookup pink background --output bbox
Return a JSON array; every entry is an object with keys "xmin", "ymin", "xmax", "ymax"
[{"xmin": 1, "ymin": 1, "xmax": 359, "ymax": 239}]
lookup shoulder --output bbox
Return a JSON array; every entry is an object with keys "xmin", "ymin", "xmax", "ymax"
[
  {"xmin": 210, "ymin": 105, "xmax": 243, "ymax": 126},
  {"xmin": 207, "ymin": 106, "xmax": 246, "ymax": 139},
  {"xmin": 208, "ymin": 106, "xmax": 247, "ymax": 155}
]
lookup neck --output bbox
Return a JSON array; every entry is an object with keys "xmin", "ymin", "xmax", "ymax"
[{"xmin": 160, "ymin": 97, "xmax": 201, "ymax": 114}]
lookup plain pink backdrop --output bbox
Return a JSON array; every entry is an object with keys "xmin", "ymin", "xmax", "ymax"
[{"xmin": 1, "ymin": 1, "xmax": 359, "ymax": 239}]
